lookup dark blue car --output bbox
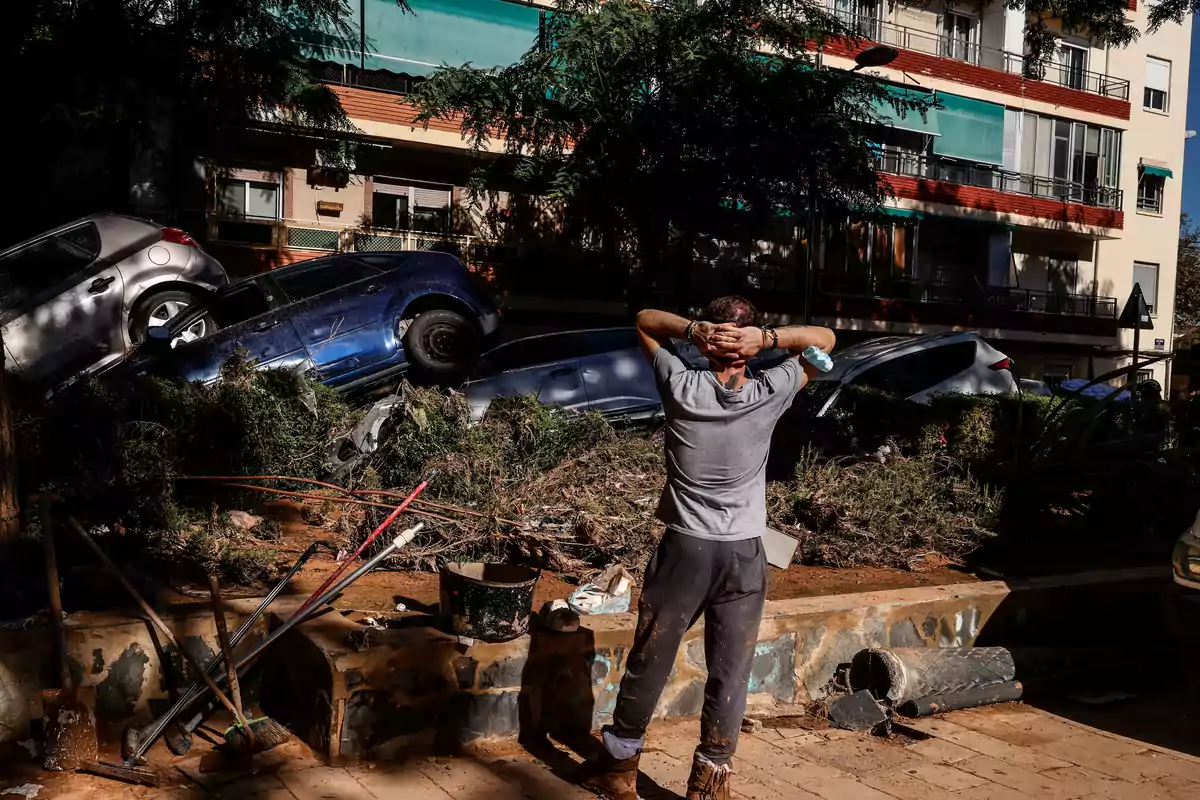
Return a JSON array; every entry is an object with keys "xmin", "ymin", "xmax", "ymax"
[{"xmin": 141, "ymin": 250, "xmax": 500, "ymax": 392}]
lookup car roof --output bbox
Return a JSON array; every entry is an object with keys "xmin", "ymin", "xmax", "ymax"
[
  {"xmin": 483, "ymin": 327, "xmax": 635, "ymax": 354},
  {"xmin": 0, "ymin": 213, "xmax": 159, "ymax": 259},
  {"xmin": 810, "ymin": 331, "xmax": 984, "ymax": 383}
]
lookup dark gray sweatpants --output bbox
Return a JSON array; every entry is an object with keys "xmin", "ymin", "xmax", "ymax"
[{"xmin": 604, "ymin": 531, "xmax": 766, "ymax": 766}]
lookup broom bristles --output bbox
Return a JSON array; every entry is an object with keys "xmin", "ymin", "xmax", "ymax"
[{"xmin": 222, "ymin": 717, "xmax": 291, "ymax": 753}]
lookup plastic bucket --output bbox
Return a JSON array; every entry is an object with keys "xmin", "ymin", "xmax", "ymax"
[{"xmin": 440, "ymin": 563, "xmax": 540, "ymax": 643}]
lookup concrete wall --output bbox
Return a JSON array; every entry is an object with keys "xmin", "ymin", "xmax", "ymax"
[
  {"xmin": 285, "ymin": 168, "xmax": 369, "ymax": 228},
  {"xmin": 0, "ymin": 600, "xmax": 267, "ymax": 741},
  {"xmin": 264, "ymin": 568, "xmax": 1168, "ymax": 762}
]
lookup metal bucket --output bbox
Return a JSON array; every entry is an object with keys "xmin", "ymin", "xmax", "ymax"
[{"xmin": 440, "ymin": 563, "xmax": 540, "ymax": 643}]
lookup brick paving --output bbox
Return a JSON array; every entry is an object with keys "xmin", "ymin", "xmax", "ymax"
[{"xmin": 13, "ymin": 702, "xmax": 1200, "ymax": 799}]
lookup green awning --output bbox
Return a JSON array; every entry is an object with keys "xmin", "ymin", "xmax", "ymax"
[
  {"xmin": 932, "ymin": 92, "xmax": 1005, "ymax": 165},
  {"xmin": 1142, "ymin": 164, "xmax": 1174, "ymax": 178},
  {"xmin": 878, "ymin": 207, "xmax": 925, "ymax": 219},
  {"xmin": 869, "ymin": 85, "xmax": 939, "ymax": 137},
  {"xmin": 308, "ymin": 0, "xmax": 543, "ymax": 75}
]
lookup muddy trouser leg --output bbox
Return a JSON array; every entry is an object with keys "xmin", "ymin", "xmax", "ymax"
[
  {"xmin": 695, "ymin": 537, "xmax": 767, "ymax": 767},
  {"xmin": 604, "ymin": 531, "xmax": 712, "ymax": 758}
]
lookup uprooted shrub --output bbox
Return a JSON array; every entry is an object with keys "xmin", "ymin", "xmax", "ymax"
[
  {"xmin": 767, "ymin": 450, "xmax": 1002, "ymax": 570},
  {"xmin": 14, "ymin": 352, "xmax": 357, "ymax": 582},
  {"xmin": 353, "ymin": 386, "xmax": 663, "ymax": 572}
]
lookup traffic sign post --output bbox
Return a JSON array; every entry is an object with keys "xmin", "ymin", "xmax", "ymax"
[{"xmin": 1117, "ymin": 283, "xmax": 1154, "ymax": 388}]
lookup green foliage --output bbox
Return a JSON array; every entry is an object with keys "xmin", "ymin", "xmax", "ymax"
[
  {"xmin": 1177, "ymin": 214, "xmax": 1200, "ymax": 330},
  {"xmin": 767, "ymin": 451, "xmax": 1001, "ymax": 569},
  {"xmin": 3, "ymin": 0, "xmax": 368, "ymax": 241},
  {"xmin": 13, "ymin": 352, "xmax": 357, "ymax": 580},
  {"xmin": 413, "ymin": 0, "xmax": 929, "ymax": 275},
  {"xmin": 368, "ymin": 384, "xmax": 616, "ymax": 506}
]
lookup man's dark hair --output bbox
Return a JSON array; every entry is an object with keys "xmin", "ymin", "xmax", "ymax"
[{"xmin": 704, "ymin": 295, "xmax": 759, "ymax": 328}]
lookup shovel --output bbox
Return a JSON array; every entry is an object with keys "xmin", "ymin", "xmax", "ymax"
[{"xmin": 39, "ymin": 498, "xmax": 98, "ymax": 772}]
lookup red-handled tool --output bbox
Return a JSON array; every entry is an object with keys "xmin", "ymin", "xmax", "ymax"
[{"xmin": 294, "ymin": 473, "xmax": 433, "ymax": 618}]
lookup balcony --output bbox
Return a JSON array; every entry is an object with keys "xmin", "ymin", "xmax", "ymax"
[
  {"xmin": 827, "ymin": 9, "xmax": 1130, "ymax": 104},
  {"xmin": 815, "ymin": 273, "xmax": 1119, "ymax": 337},
  {"xmin": 873, "ymin": 151, "xmax": 1123, "ymax": 226}
]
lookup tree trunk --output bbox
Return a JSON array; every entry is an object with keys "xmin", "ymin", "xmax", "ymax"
[{"xmin": 0, "ymin": 330, "xmax": 18, "ymax": 542}]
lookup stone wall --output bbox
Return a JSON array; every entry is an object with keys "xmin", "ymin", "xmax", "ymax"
[
  {"xmin": 264, "ymin": 568, "xmax": 1168, "ymax": 762},
  {"xmin": 0, "ymin": 599, "xmax": 268, "ymax": 742}
]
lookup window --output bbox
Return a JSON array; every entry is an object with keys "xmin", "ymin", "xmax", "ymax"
[
  {"xmin": 0, "ymin": 223, "xmax": 101, "ymax": 307},
  {"xmin": 1133, "ymin": 261, "xmax": 1159, "ymax": 314},
  {"xmin": 1057, "ymin": 43, "xmax": 1088, "ymax": 91},
  {"xmin": 1137, "ymin": 171, "xmax": 1165, "ymax": 213},
  {"xmin": 834, "ymin": 0, "xmax": 880, "ymax": 39},
  {"xmin": 851, "ymin": 341, "xmax": 978, "ymax": 399},
  {"xmin": 371, "ymin": 181, "xmax": 451, "ymax": 232},
  {"xmin": 1145, "ymin": 56, "xmax": 1171, "ymax": 112},
  {"xmin": 215, "ymin": 178, "xmax": 280, "ymax": 220},
  {"xmin": 943, "ymin": 11, "xmax": 977, "ymax": 63},
  {"xmin": 1011, "ymin": 111, "xmax": 1121, "ymax": 205},
  {"xmin": 1136, "ymin": 370, "xmax": 1154, "ymax": 383},
  {"xmin": 272, "ymin": 257, "xmax": 382, "ymax": 302}
]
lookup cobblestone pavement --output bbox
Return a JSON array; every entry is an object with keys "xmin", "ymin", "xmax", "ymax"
[{"xmin": 12, "ymin": 701, "xmax": 1200, "ymax": 799}]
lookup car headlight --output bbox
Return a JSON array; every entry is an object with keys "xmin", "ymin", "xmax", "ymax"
[{"xmin": 1172, "ymin": 532, "xmax": 1200, "ymax": 585}]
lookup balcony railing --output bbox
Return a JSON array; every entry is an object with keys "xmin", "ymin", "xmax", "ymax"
[
  {"xmin": 873, "ymin": 150, "xmax": 1124, "ymax": 210},
  {"xmin": 817, "ymin": 273, "xmax": 1118, "ymax": 319},
  {"xmin": 828, "ymin": 9, "xmax": 1131, "ymax": 101}
]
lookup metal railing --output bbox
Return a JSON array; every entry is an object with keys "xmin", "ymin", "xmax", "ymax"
[
  {"xmin": 817, "ymin": 272, "xmax": 1118, "ymax": 319},
  {"xmin": 828, "ymin": 9, "xmax": 1130, "ymax": 101},
  {"xmin": 873, "ymin": 150, "xmax": 1124, "ymax": 210}
]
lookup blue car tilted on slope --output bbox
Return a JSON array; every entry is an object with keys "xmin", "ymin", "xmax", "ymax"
[{"xmin": 137, "ymin": 250, "xmax": 500, "ymax": 393}]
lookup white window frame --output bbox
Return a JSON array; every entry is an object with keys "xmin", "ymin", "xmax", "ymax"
[
  {"xmin": 371, "ymin": 179, "xmax": 452, "ymax": 232},
  {"xmin": 214, "ymin": 176, "xmax": 283, "ymax": 221},
  {"xmin": 1144, "ymin": 56, "xmax": 1171, "ymax": 113},
  {"xmin": 1132, "ymin": 261, "xmax": 1160, "ymax": 315},
  {"xmin": 1056, "ymin": 42, "xmax": 1089, "ymax": 91},
  {"xmin": 942, "ymin": 8, "xmax": 979, "ymax": 64}
]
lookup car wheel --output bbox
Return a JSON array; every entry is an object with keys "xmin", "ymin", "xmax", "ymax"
[
  {"xmin": 131, "ymin": 289, "xmax": 205, "ymax": 345},
  {"xmin": 404, "ymin": 309, "xmax": 482, "ymax": 385}
]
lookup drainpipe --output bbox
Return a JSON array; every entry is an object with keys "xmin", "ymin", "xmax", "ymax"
[{"xmin": 360, "ymin": 0, "xmax": 367, "ymax": 71}]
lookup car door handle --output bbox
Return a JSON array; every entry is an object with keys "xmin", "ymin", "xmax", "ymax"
[
  {"xmin": 550, "ymin": 366, "xmax": 575, "ymax": 378},
  {"xmin": 253, "ymin": 320, "xmax": 280, "ymax": 332},
  {"xmin": 88, "ymin": 276, "xmax": 115, "ymax": 293},
  {"xmin": 362, "ymin": 284, "xmax": 384, "ymax": 295}
]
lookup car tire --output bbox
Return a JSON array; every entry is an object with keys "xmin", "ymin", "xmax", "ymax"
[
  {"xmin": 404, "ymin": 309, "xmax": 482, "ymax": 385},
  {"xmin": 130, "ymin": 289, "xmax": 199, "ymax": 344}
]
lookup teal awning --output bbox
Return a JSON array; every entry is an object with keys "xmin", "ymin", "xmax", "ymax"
[
  {"xmin": 1142, "ymin": 164, "xmax": 1174, "ymax": 178},
  {"xmin": 932, "ymin": 92, "xmax": 1005, "ymax": 165},
  {"xmin": 879, "ymin": 207, "xmax": 925, "ymax": 219},
  {"xmin": 869, "ymin": 85, "xmax": 939, "ymax": 137},
  {"xmin": 306, "ymin": 0, "xmax": 543, "ymax": 76}
]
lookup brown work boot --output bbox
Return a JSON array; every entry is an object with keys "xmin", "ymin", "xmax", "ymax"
[
  {"xmin": 685, "ymin": 759, "xmax": 732, "ymax": 800},
  {"xmin": 577, "ymin": 750, "xmax": 639, "ymax": 800}
]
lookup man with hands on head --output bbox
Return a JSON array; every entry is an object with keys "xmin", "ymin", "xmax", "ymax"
[{"xmin": 578, "ymin": 296, "xmax": 835, "ymax": 800}]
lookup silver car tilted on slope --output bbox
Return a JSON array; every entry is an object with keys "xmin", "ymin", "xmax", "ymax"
[{"xmin": 0, "ymin": 213, "xmax": 228, "ymax": 388}]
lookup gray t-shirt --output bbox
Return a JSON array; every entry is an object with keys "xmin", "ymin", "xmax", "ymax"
[{"xmin": 651, "ymin": 347, "xmax": 803, "ymax": 541}]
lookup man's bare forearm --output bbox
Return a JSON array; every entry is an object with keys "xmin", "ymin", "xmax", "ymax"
[
  {"xmin": 774, "ymin": 325, "xmax": 836, "ymax": 354},
  {"xmin": 636, "ymin": 309, "xmax": 692, "ymax": 342}
]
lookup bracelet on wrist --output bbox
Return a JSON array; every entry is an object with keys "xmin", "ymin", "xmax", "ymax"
[{"xmin": 685, "ymin": 320, "xmax": 698, "ymax": 341}]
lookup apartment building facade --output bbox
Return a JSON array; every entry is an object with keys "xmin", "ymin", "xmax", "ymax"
[
  {"xmin": 815, "ymin": 0, "xmax": 1191, "ymax": 390},
  {"xmin": 203, "ymin": 0, "xmax": 1191, "ymax": 389}
]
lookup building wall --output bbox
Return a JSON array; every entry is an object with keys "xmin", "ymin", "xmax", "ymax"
[
  {"xmin": 285, "ymin": 169, "xmax": 370, "ymax": 227},
  {"xmin": 1097, "ymin": 3, "xmax": 1192, "ymax": 385}
]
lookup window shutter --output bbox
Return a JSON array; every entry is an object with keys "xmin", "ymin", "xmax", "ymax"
[
  {"xmin": 413, "ymin": 186, "xmax": 450, "ymax": 208},
  {"xmin": 1145, "ymin": 57, "xmax": 1170, "ymax": 92},
  {"xmin": 373, "ymin": 182, "xmax": 410, "ymax": 197}
]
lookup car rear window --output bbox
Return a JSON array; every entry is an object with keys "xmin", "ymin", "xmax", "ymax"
[{"xmin": 850, "ymin": 340, "xmax": 978, "ymax": 398}]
